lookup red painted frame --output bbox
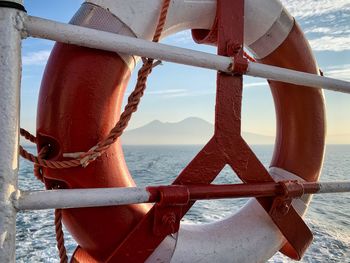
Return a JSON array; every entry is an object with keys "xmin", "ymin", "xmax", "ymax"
[{"xmin": 105, "ymin": 0, "xmax": 312, "ymax": 261}]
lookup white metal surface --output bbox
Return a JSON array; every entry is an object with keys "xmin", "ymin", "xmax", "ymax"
[
  {"xmin": 248, "ymin": 62, "xmax": 350, "ymax": 93},
  {"xmin": 0, "ymin": 3, "xmax": 23, "ymax": 262},
  {"xmin": 23, "ymin": 15, "xmax": 350, "ymax": 93},
  {"xmin": 318, "ymin": 181, "xmax": 350, "ymax": 193},
  {"xmin": 23, "ymin": 15, "xmax": 229, "ymax": 70},
  {"xmin": 16, "ymin": 187, "xmax": 151, "ymax": 210}
]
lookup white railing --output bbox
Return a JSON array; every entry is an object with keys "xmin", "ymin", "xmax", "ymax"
[
  {"xmin": 1, "ymin": 1, "xmax": 350, "ymax": 262},
  {"xmin": 0, "ymin": 2, "xmax": 23, "ymax": 262},
  {"xmin": 15, "ymin": 182, "xmax": 350, "ymax": 211},
  {"xmin": 24, "ymin": 16, "xmax": 350, "ymax": 93}
]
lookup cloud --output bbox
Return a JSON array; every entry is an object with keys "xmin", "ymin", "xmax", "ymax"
[
  {"xmin": 148, "ymin": 89, "xmax": 190, "ymax": 98},
  {"xmin": 324, "ymin": 64, "xmax": 350, "ymax": 81},
  {"xmin": 281, "ymin": 0, "xmax": 350, "ymax": 52},
  {"xmin": 148, "ymin": 89, "xmax": 216, "ymax": 98},
  {"xmin": 244, "ymin": 82, "xmax": 268, "ymax": 88},
  {"xmin": 281, "ymin": 0, "xmax": 349, "ymax": 18},
  {"xmin": 22, "ymin": 50, "xmax": 51, "ymax": 65},
  {"xmin": 126, "ymin": 89, "xmax": 190, "ymax": 98},
  {"xmin": 126, "ymin": 87, "xmax": 217, "ymax": 99},
  {"xmin": 147, "ymin": 89, "xmax": 187, "ymax": 95},
  {"xmin": 309, "ymin": 36, "xmax": 350, "ymax": 52},
  {"xmin": 305, "ymin": 27, "xmax": 332, "ymax": 34}
]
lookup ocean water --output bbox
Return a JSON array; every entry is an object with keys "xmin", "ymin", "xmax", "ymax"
[{"xmin": 16, "ymin": 145, "xmax": 350, "ymax": 262}]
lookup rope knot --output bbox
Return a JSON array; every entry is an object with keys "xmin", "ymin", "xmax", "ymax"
[{"xmin": 79, "ymin": 146, "xmax": 102, "ymax": 168}]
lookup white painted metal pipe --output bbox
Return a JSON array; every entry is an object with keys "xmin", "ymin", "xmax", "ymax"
[
  {"xmin": 16, "ymin": 187, "xmax": 151, "ymax": 210},
  {"xmin": 24, "ymin": 16, "xmax": 227, "ymax": 71},
  {"xmin": 248, "ymin": 63, "xmax": 350, "ymax": 93},
  {"xmin": 15, "ymin": 181, "xmax": 350, "ymax": 211},
  {"xmin": 23, "ymin": 15, "xmax": 350, "ymax": 93},
  {"xmin": 318, "ymin": 181, "xmax": 350, "ymax": 193},
  {"xmin": 0, "ymin": 3, "xmax": 23, "ymax": 262}
]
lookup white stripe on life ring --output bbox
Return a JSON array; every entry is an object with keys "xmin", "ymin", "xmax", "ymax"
[
  {"xmin": 86, "ymin": 0, "xmax": 293, "ymax": 59},
  {"xmin": 146, "ymin": 167, "xmax": 308, "ymax": 263}
]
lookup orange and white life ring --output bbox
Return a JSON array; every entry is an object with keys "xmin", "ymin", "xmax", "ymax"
[{"xmin": 37, "ymin": 0, "xmax": 325, "ymax": 262}]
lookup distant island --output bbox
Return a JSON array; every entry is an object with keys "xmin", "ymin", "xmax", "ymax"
[
  {"xmin": 20, "ymin": 117, "xmax": 349, "ymax": 146},
  {"xmin": 121, "ymin": 117, "xmax": 275, "ymax": 145}
]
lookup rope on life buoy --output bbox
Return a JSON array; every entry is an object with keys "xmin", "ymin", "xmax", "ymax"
[
  {"xmin": 19, "ymin": 0, "xmax": 172, "ymax": 169},
  {"xmin": 18, "ymin": 0, "xmax": 172, "ymax": 261},
  {"xmin": 19, "ymin": 129, "xmax": 68, "ymax": 262}
]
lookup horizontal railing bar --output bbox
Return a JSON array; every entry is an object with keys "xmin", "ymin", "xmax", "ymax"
[
  {"xmin": 318, "ymin": 181, "xmax": 350, "ymax": 193},
  {"xmin": 15, "ymin": 181, "xmax": 350, "ymax": 211},
  {"xmin": 23, "ymin": 15, "xmax": 350, "ymax": 94},
  {"xmin": 16, "ymin": 187, "xmax": 152, "ymax": 211}
]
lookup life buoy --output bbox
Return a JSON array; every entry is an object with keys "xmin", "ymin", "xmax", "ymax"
[{"xmin": 37, "ymin": 0, "xmax": 326, "ymax": 262}]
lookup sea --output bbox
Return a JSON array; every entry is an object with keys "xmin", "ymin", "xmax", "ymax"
[{"xmin": 16, "ymin": 145, "xmax": 350, "ymax": 262}]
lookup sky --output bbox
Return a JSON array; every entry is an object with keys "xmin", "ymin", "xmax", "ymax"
[{"xmin": 21, "ymin": 0, "xmax": 350, "ymax": 143}]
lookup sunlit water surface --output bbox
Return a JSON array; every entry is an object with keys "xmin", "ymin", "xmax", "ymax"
[{"xmin": 16, "ymin": 145, "xmax": 350, "ymax": 262}]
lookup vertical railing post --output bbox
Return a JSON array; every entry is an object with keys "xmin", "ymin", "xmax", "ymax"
[{"xmin": 0, "ymin": 1, "xmax": 24, "ymax": 261}]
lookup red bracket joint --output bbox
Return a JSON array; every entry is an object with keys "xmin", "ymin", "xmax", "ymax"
[
  {"xmin": 226, "ymin": 41, "xmax": 248, "ymax": 75},
  {"xmin": 269, "ymin": 180, "xmax": 305, "ymax": 219},
  {"xmin": 152, "ymin": 186, "xmax": 190, "ymax": 236}
]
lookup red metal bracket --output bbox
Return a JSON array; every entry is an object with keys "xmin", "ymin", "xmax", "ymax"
[
  {"xmin": 105, "ymin": 0, "xmax": 311, "ymax": 261},
  {"xmin": 152, "ymin": 186, "xmax": 190, "ymax": 236},
  {"xmin": 270, "ymin": 181, "xmax": 305, "ymax": 219},
  {"xmin": 226, "ymin": 42, "xmax": 248, "ymax": 75},
  {"xmin": 230, "ymin": 51, "xmax": 249, "ymax": 75}
]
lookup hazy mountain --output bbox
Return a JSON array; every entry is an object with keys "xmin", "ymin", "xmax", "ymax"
[
  {"xmin": 121, "ymin": 117, "xmax": 275, "ymax": 145},
  {"xmin": 20, "ymin": 117, "xmax": 349, "ymax": 146}
]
